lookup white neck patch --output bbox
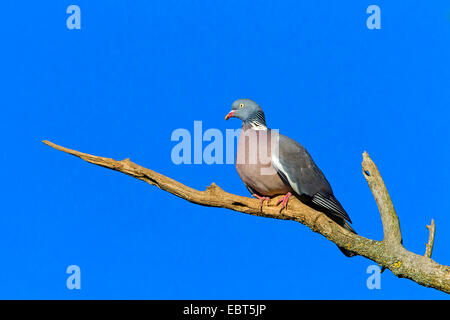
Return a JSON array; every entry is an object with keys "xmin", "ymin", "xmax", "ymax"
[{"xmin": 249, "ymin": 121, "xmax": 268, "ymax": 131}]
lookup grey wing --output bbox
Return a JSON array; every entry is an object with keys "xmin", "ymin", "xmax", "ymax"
[{"xmin": 271, "ymin": 134, "xmax": 352, "ymax": 223}]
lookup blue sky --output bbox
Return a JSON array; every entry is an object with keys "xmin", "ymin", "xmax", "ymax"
[{"xmin": 1, "ymin": 1, "xmax": 449, "ymax": 299}]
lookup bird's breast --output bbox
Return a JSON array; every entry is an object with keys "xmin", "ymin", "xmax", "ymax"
[{"xmin": 235, "ymin": 128, "xmax": 291, "ymax": 196}]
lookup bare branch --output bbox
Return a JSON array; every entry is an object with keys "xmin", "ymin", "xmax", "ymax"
[
  {"xmin": 425, "ymin": 219, "xmax": 436, "ymax": 259},
  {"xmin": 362, "ymin": 151, "xmax": 402, "ymax": 246},
  {"xmin": 43, "ymin": 140, "xmax": 450, "ymax": 294}
]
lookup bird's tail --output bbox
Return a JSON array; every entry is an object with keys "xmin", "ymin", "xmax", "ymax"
[
  {"xmin": 335, "ymin": 219, "xmax": 357, "ymax": 257},
  {"xmin": 299, "ymin": 194, "xmax": 358, "ymax": 257}
]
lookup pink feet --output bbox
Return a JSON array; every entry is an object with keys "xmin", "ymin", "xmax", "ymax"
[
  {"xmin": 275, "ymin": 192, "xmax": 292, "ymax": 212},
  {"xmin": 252, "ymin": 194, "xmax": 270, "ymax": 211},
  {"xmin": 252, "ymin": 192, "xmax": 292, "ymax": 213}
]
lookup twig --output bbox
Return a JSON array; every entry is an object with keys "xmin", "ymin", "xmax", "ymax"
[{"xmin": 425, "ymin": 219, "xmax": 436, "ymax": 259}]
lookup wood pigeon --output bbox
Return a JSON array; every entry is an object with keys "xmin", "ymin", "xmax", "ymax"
[{"xmin": 225, "ymin": 99, "xmax": 357, "ymax": 257}]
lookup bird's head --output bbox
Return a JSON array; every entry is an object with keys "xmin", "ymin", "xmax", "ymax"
[{"xmin": 225, "ymin": 99, "xmax": 266, "ymax": 127}]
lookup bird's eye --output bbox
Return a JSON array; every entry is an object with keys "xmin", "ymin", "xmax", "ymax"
[{"xmin": 239, "ymin": 103, "xmax": 244, "ymax": 108}]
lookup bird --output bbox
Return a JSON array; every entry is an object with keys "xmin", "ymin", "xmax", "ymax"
[{"xmin": 225, "ymin": 98, "xmax": 357, "ymax": 257}]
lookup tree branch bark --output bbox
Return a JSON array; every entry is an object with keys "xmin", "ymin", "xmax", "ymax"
[
  {"xmin": 43, "ymin": 140, "xmax": 450, "ymax": 294},
  {"xmin": 362, "ymin": 152, "xmax": 403, "ymax": 247},
  {"xmin": 425, "ymin": 219, "xmax": 436, "ymax": 259}
]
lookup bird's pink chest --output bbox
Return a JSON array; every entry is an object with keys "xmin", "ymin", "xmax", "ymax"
[{"xmin": 235, "ymin": 128, "xmax": 290, "ymax": 196}]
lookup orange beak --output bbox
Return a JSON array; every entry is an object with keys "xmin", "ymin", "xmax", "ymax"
[{"xmin": 225, "ymin": 110, "xmax": 235, "ymax": 120}]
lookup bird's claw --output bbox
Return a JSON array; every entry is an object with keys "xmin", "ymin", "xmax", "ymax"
[
  {"xmin": 252, "ymin": 194, "xmax": 271, "ymax": 212},
  {"xmin": 276, "ymin": 192, "xmax": 292, "ymax": 213}
]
